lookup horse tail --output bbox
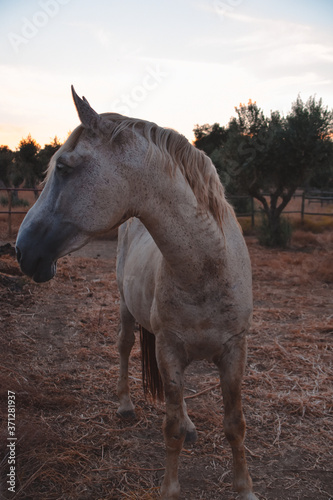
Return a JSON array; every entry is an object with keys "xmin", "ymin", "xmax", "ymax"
[{"xmin": 139, "ymin": 325, "xmax": 164, "ymax": 402}]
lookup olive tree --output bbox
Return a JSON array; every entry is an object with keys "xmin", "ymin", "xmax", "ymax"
[{"xmin": 194, "ymin": 96, "xmax": 333, "ymax": 246}]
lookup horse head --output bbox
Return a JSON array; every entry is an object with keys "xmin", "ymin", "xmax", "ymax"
[{"xmin": 16, "ymin": 87, "xmax": 143, "ymax": 282}]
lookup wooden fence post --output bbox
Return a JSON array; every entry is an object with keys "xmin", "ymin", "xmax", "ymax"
[
  {"xmin": 251, "ymin": 197, "xmax": 255, "ymax": 228},
  {"xmin": 8, "ymin": 190, "xmax": 12, "ymax": 237},
  {"xmin": 301, "ymin": 191, "xmax": 305, "ymax": 224}
]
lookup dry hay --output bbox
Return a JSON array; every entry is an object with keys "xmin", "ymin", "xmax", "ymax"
[{"xmin": 0, "ymin": 234, "xmax": 332, "ymax": 500}]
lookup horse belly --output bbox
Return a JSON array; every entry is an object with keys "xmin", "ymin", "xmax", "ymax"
[{"xmin": 150, "ymin": 274, "xmax": 252, "ymax": 363}]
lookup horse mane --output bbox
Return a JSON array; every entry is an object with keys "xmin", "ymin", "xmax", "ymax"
[
  {"xmin": 46, "ymin": 113, "xmax": 235, "ymax": 230},
  {"xmin": 102, "ymin": 113, "xmax": 235, "ymax": 231}
]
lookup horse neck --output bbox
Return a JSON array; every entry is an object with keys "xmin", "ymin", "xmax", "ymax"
[{"xmin": 138, "ymin": 165, "xmax": 227, "ymax": 284}]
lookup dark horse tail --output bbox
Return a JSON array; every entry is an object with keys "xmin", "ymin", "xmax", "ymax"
[{"xmin": 139, "ymin": 326, "xmax": 164, "ymax": 402}]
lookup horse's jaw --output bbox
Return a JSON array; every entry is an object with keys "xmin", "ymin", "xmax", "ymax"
[{"xmin": 16, "ymin": 213, "xmax": 89, "ymax": 283}]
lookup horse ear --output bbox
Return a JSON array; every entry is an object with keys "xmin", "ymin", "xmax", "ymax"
[{"xmin": 71, "ymin": 85, "xmax": 113, "ymax": 135}]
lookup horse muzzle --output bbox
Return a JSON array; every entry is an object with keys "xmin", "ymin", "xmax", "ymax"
[
  {"xmin": 16, "ymin": 242, "xmax": 57, "ymax": 283},
  {"xmin": 15, "ymin": 214, "xmax": 75, "ymax": 283},
  {"xmin": 16, "ymin": 210, "xmax": 88, "ymax": 283},
  {"xmin": 15, "ymin": 230, "xmax": 58, "ymax": 283}
]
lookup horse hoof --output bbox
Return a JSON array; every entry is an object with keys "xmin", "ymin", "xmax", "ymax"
[
  {"xmin": 116, "ymin": 409, "xmax": 136, "ymax": 419},
  {"xmin": 185, "ymin": 428, "xmax": 198, "ymax": 443}
]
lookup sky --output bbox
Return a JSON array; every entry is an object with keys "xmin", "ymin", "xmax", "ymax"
[{"xmin": 1, "ymin": 0, "xmax": 333, "ymax": 150}]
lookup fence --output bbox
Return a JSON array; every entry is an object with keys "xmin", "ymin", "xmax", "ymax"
[
  {"xmin": 0, "ymin": 188, "xmax": 332, "ymax": 236},
  {"xmin": 0, "ymin": 188, "xmax": 42, "ymax": 236},
  {"xmin": 228, "ymin": 190, "xmax": 333, "ymax": 227},
  {"xmin": 300, "ymin": 191, "xmax": 333, "ymax": 221}
]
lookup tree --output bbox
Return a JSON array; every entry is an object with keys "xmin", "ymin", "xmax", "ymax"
[
  {"xmin": 193, "ymin": 123, "xmax": 227, "ymax": 156},
  {"xmin": 14, "ymin": 134, "xmax": 42, "ymax": 190},
  {"xmin": 0, "ymin": 146, "xmax": 14, "ymax": 188},
  {"xmin": 0, "ymin": 136, "xmax": 62, "ymax": 192},
  {"xmin": 194, "ymin": 96, "xmax": 333, "ymax": 246},
  {"xmin": 38, "ymin": 137, "xmax": 62, "ymax": 173},
  {"xmin": 286, "ymin": 96, "xmax": 333, "ymax": 191}
]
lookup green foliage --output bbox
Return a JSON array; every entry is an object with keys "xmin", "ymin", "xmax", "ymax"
[
  {"xmin": 285, "ymin": 96, "xmax": 333, "ymax": 188},
  {"xmin": 0, "ymin": 196, "xmax": 29, "ymax": 207},
  {"xmin": 38, "ymin": 136, "xmax": 62, "ymax": 173},
  {"xmin": 14, "ymin": 197, "xmax": 30, "ymax": 207},
  {"xmin": 228, "ymin": 195, "xmax": 252, "ymax": 215},
  {"xmin": 193, "ymin": 95, "xmax": 333, "ymax": 247},
  {"xmin": 14, "ymin": 134, "xmax": 42, "ymax": 188},
  {"xmin": 193, "ymin": 123, "xmax": 227, "ymax": 156},
  {"xmin": 0, "ymin": 146, "xmax": 14, "ymax": 187},
  {"xmin": 258, "ymin": 214, "xmax": 292, "ymax": 248},
  {"xmin": 0, "ymin": 136, "xmax": 62, "ymax": 189}
]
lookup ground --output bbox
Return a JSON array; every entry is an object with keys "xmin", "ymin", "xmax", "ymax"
[{"xmin": 0, "ymin": 230, "xmax": 332, "ymax": 500}]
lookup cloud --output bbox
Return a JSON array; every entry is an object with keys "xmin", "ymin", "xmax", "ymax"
[
  {"xmin": 189, "ymin": 8, "xmax": 333, "ymax": 87},
  {"xmin": 1, "ymin": 0, "xmax": 332, "ymax": 150}
]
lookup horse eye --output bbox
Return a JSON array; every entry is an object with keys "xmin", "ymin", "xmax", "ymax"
[{"xmin": 56, "ymin": 162, "xmax": 73, "ymax": 176}]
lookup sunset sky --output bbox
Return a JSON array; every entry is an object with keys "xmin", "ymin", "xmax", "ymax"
[{"xmin": 1, "ymin": 0, "xmax": 333, "ymax": 150}]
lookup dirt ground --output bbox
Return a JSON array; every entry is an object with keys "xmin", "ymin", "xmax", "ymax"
[{"xmin": 0, "ymin": 229, "xmax": 332, "ymax": 500}]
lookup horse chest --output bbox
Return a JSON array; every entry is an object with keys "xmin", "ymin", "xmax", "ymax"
[{"xmin": 152, "ymin": 276, "xmax": 237, "ymax": 331}]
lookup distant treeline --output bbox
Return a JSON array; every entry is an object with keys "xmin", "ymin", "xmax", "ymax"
[{"xmin": 0, "ymin": 135, "xmax": 62, "ymax": 191}]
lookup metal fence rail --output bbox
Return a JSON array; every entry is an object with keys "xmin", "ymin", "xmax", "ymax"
[
  {"xmin": 0, "ymin": 188, "xmax": 42, "ymax": 236},
  {"xmin": 228, "ymin": 191, "xmax": 333, "ymax": 227}
]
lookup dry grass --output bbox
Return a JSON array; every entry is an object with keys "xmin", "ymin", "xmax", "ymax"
[
  {"xmin": 0, "ymin": 235, "xmax": 332, "ymax": 500},
  {"xmin": 294, "ymin": 217, "xmax": 333, "ymax": 233}
]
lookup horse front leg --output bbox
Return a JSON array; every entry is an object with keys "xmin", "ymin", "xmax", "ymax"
[
  {"xmin": 215, "ymin": 336, "xmax": 258, "ymax": 500},
  {"xmin": 156, "ymin": 339, "xmax": 188, "ymax": 500},
  {"xmin": 117, "ymin": 300, "xmax": 136, "ymax": 417}
]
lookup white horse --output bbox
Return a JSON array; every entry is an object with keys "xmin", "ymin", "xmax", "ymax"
[{"xmin": 16, "ymin": 86, "xmax": 258, "ymax": 500}]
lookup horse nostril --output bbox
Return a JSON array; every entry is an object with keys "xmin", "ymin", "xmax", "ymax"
[{"xmin": 16, "ymin": 246, "xmax": 22, "ymax": 264}]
